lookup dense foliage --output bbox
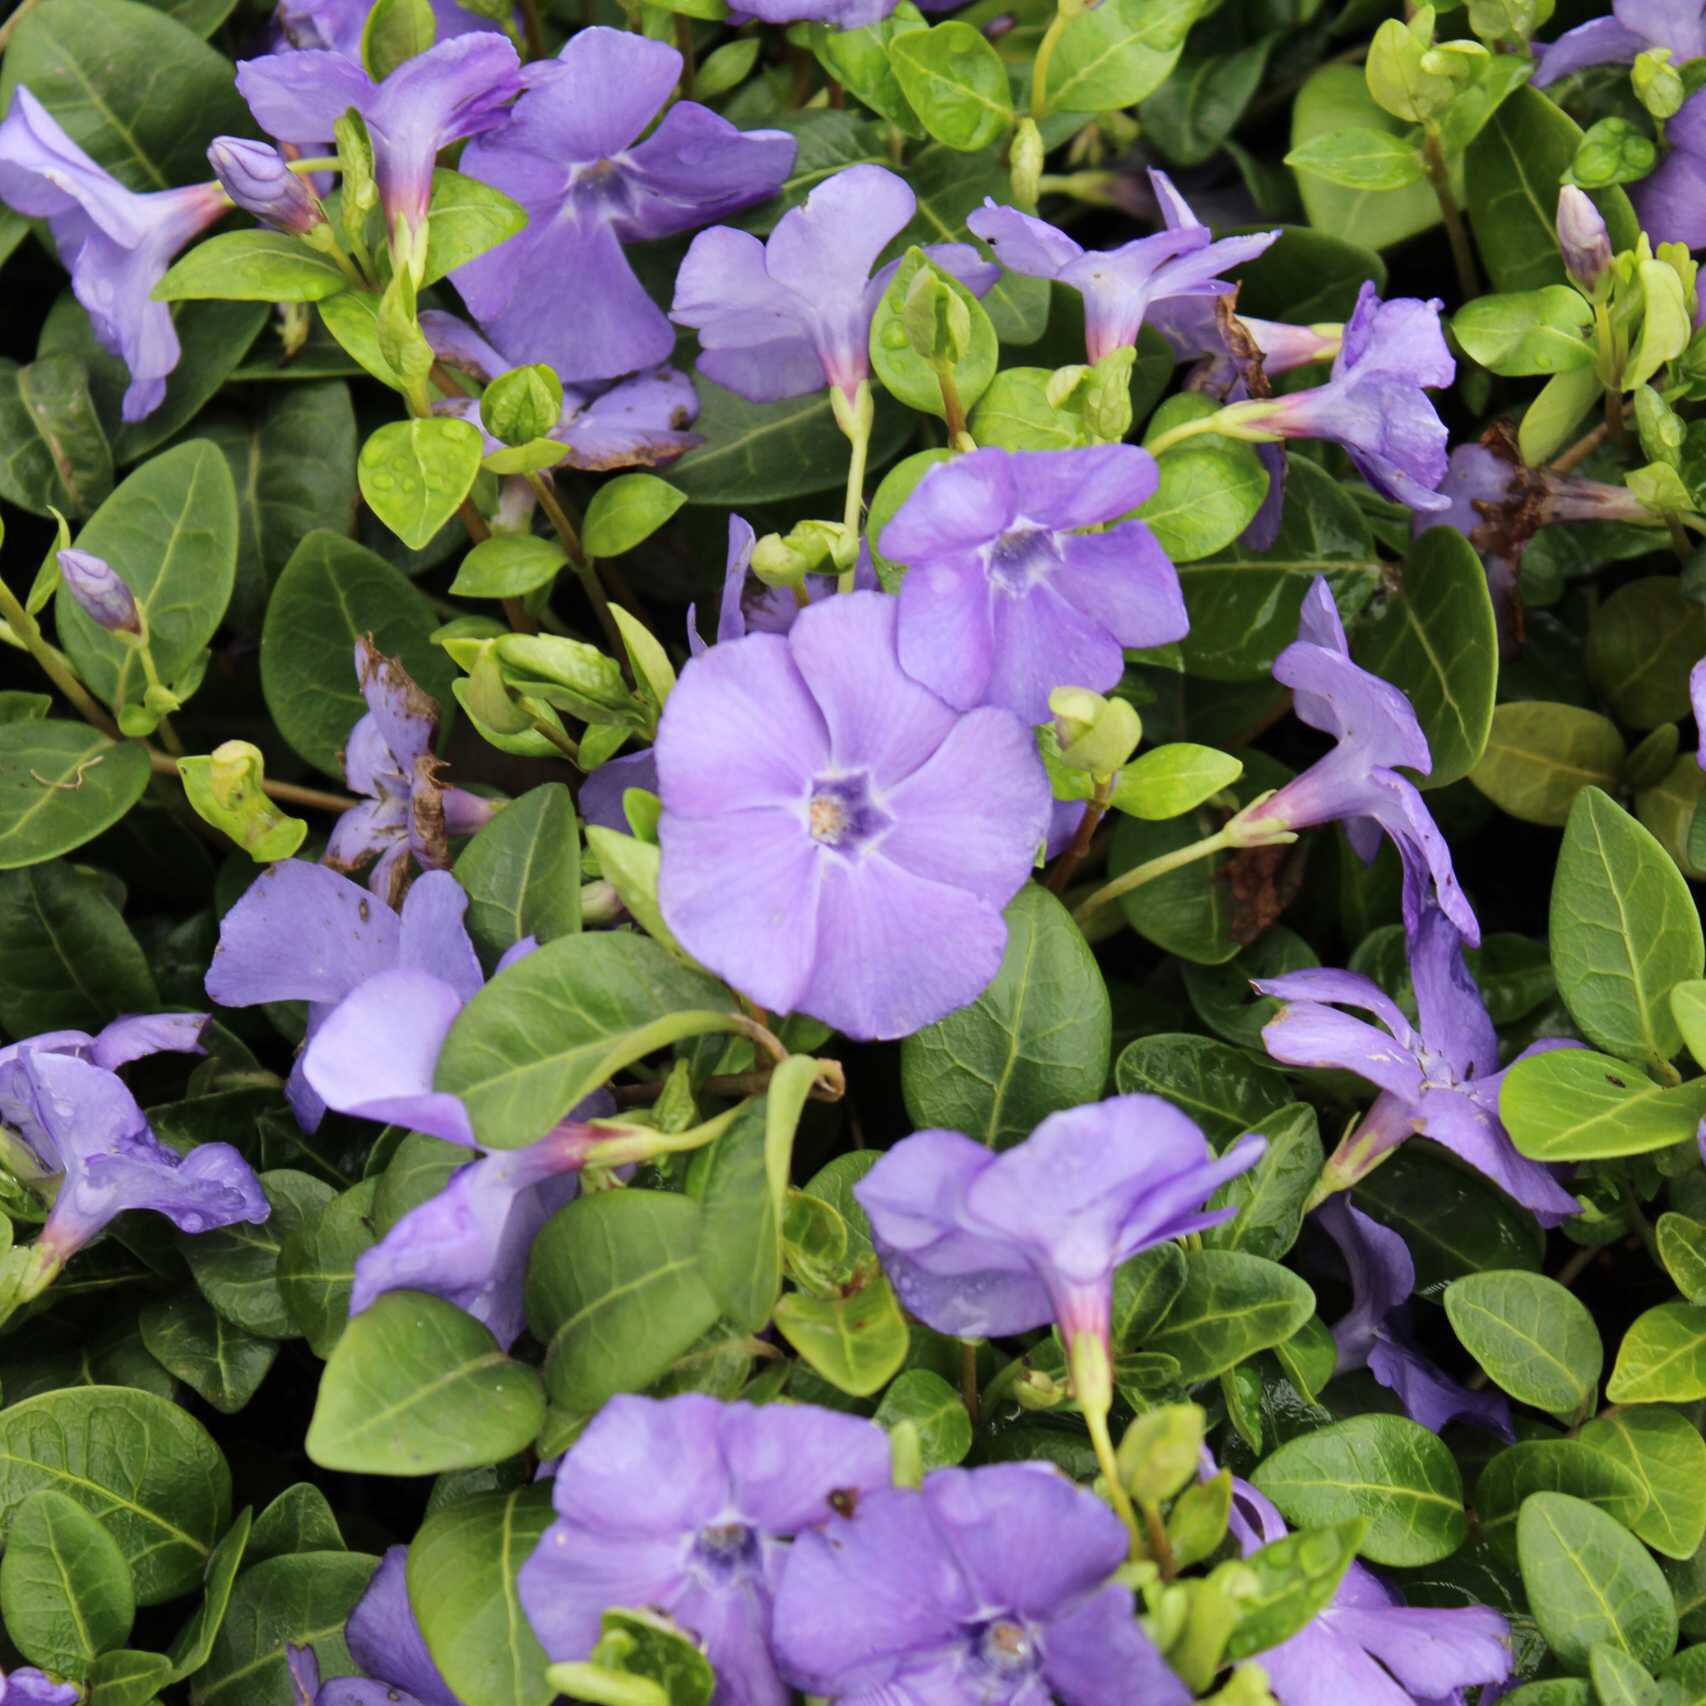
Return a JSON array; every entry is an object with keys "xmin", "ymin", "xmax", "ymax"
[{"xmin": 4, "ymin": 0, "xmax": 1706, "ymax": 1700}]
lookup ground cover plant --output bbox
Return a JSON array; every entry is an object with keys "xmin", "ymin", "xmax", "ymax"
[{"xmin": 5, "ymin": 0, "xmax": 1706, "ymax": 1699}]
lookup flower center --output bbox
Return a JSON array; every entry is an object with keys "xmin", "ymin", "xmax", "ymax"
[
  {"xmin": 806, "ymin": 772, "xmax": 892, "ymax": 855},
  {"xmin": 690, "ymin": 1522, "xmax": 759, "ymax": 1587},
  {"xmin": 973, "ymin": 1618, "xmax": 1042, "ymax": 1678},
  {"xmin": 568, "ymin": 157, "xmax": 639, "ymax": 224},
  {"xmin": 985, "ymin": 525, "xmax": 1063, "ymax": 596}
]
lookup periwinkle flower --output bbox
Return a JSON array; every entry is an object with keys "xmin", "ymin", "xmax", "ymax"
[
  {"xmin": 0, "ymin": 1668, "xmax": 80, "ymax": 1706},
  {"xmin": 1224, "ymin": 1478, "xmax": 1513, "ymax": 1706},
  {"xmin": 519, "ymin": 1393, "xmax": 892, "ymax": 1706},
  {"xmin": 421, "ymin": 310, "xmax": 701, "ymax": 471},
  {"xmin": 734, "ymin": 0, "xmax": 895, "ymax": 24},
  {"xmin": 0, "ymin": 87, "xmax": 228, "ymax": 421},
  {"xmin": 966, "ymin": 170, "xmax": 1278, "ymax": 364},
  {"xmin": 1227, "ymin": 578, "xmax": 1478, "ymax": 943},
  {"xmin": 656, "ymin": 591, "xmax": 1048, "ymax": 1041},
  {"xmin": 328, "ymin": 638, "xmax": 496, "ymax": 907},
  {"xmin": 671, "ymin": 163, "xmax": 999, "ymax": 405},
  {"xmin": 205, "ymin": 859, "xmax": 484, "ymax": 1135},
  {"xmin": 286, "ymin": 1549, "xmax": 460, "ymax": 1706},
  {"xmin": 207, "ymin": 136, "xmax": 324, "ymax": 235},
  {"xmin": 1254, "ymin": 904, "xmax": 1580, "ymax": 1224},
  {"xmin": 1314, "ymin": 1196, "xmax": 1513, "ymax": 1439},
  {"xmin": 772, "ymin": 1462, "xmax": 1189, "ymax": 1706},
  {"xmin": 455, "ymin": 27, "xmax": 794, "ymax": 384},
  {"xmin": 877, "ymin": 444, "xmax": 1186, "ymax": 725},
  {"xmin": 1220, "ymin": 284, "xmax": 1455, "ymax": 512},
  {"xmin": 235, "ymin": 34, "xmax": 523, "ymax": 244},
  {"xmin": 856, "ymin": 1093, "xmax": 1263, "ymax": 1353},
  {"xmin": 276, "ymin": 0, "xmax": 505, "ymax": 58},
  {"xmin": 56, "ymin": 548, "xmax": 139, "ymax": 634},
  {"xmin": 1637, "ymin": 87, "xmax": 1706, "ymax": 249},
  {"xmin": 0, "ymin": 1029, "xmax": 267, "ymax": 1282},
  {"xmin": 1534, "ymin": 0, "xmax": 1705, "ymax": 87},
  {"xmin": 1693, "ymin": 655, "xmax": 1706, "ymax": 766},
  {"xmin": 1556, "ymin": 185, "xmax": 1614, "ymax": 292}
]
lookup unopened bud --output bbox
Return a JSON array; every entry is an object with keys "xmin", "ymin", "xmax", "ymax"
[
  {"xmin": 1635, "ymin": 46, "xmax": 1685, "ymax": 119},
  {"xmin": 751, "ymin": 527, "xmax": 828, "ymax": 589},
  {"xmin": 1010, "ymin": 116, "xmax": 1044, "ymax": 207},
  {"xmin": 1557, "ymin": 186, "xmax": 1613, "ymax": 293},
  {"xmin": 482, "ymin": 363, "xmax": 563, "ymax": 446},
  {"xmin": 1049, "ymin": 686, "xmax": 1142, "ymax": 774},
  {"xmin": 1013, "ymin": 1366, "xmax": 1067, "ymax": 1410},
  {"xmin": 903, "ymin": 264, "xmax": 972, "ymax": 368},
  {"xmin": 1083, "ymin": 346, "xmax": 1135, "ymax": 442},
  {"xmin": 57, "ymin": 548, "xmax": 139, "ymax": 634},
  {"xmin": 1115, "ymin": 1403, "xmax": 1206, "ymax": 1506},
  {"xmin": 208, "ymin": 137, "xmax": 324, "ymax": 235}
]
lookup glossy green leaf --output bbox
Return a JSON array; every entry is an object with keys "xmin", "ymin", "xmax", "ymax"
[
  {"xmin": 0, "ymin": 354, "xmax": 111, "ymax": 519},
  {"xmin": 889, "ymin": 21, "xmax": 1011, "ymax": 150},
  {"xmin": 276, "ymin": 1178, "xmax": 380, "ymax": 1359},
  {"xmin": 1284, "ymin": 127, "xmax": 1427, "ymax": 190},
  {"xmin": 1141, "ymin": 1250, "xmax": 1314, "ymax": 1383},
  {"xmin": 1045, "ymin": 0, "xmax": 1196, "ymax": 114},
  {"xmin": 1, "ymin": 1488, "xmax": 133, "ymax": 1678},
  {"xmin": 1468, "ymin": 702, "xmax": 1626, "ymax": 827},
  {"xmin": 774, "ymin": 1266, "xmax": 910, "ymax": 1396},
  {"xmin": 869, "ymin": 246, "xmax": 998, "ymax": 420},
  {"xmin": 1657, "ymin": 1210, "xmax": 1706, "ymax": 1302},
  {"xmin": 1452, "ymin": 286, "xmax": 1596, "ymax": 376},
  {"xmin": 1219, "ymin": 1517, "xmax": 1365, "ymax": 1661},
  {"xmin": 1608, "ymin": 1303, "xmax": 1706, "ymax": 1403},
  {"xmin": 874, "ymin": 1369, "xmax": 972, "ymax": 1468},
  {"xmin": 181, "ymin": 1169, "xmax": 334, "ymax": 1341},
  {"xmin": 1475, "ymin": 1440, "xmax": 1649, "ymax": 1559},
  {"xmin": 1443, "ymin": 1270, "xmax": 1602, "ymax": 1418},
  {"xmin": 0, "ymin": 723, "xmax": 150, "ymax": 871},
  {"xmin": 1580, "ymin": 1407, "xmax": 1706, "ymax": 1560},
  {"xmin": 1502, "ymin": 1049, "xmax": 1706, "ymax": 1162},
  {"xmin": 156, "ymin": 233, "xmax": 347, "ymax": 303},
  {"xmin": 138, "ymin": 1293, "xmax": 278, "ymax": 1414},
  {"xmin": 1202, "ymin": 1102, "xmax": 1322, "ymax": 1261},
  {"xmin": 358, "ymin": 418, "xmax": 483, "ymax": 551},
  {"xmin": 419, "ymin": 169, "xmax": 527, "ymax": 286},
  {"xmin": 1140, "ymin": 401, "xmax": 1270, "ymax": 562},
  {"xmin": 583, "ymin": 474, "xmax": 687, "ymax": 559},
  {"xmin": 1587, "ymin": 578, "xmax": 1706, "ymax": 732},
  {"xmin": 449, "ymin": 534, "xmax": 567, "ymax": 599},
  {"xmin": 1113, "ymin": 1032, "xmax": 1290, "ymax": 1145},
  {"xmin": 454, "ymin": 783, "xmax": 581, "ymax": 971}
]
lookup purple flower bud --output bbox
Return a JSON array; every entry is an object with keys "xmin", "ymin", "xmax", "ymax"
[
  {"xmin": 57, "ymin": 549, "xmax": 139, "ymax": 634},
  {"xmin": 1557, "ymin": 186, "xmax": 1613, "ymax": 291},
  {"xmin": 207, "ymin": 136, "xmax": 323, "ymax": 235}
]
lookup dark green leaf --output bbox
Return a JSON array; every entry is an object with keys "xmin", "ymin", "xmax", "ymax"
[
  {"xmin": 1113, "ymin": 1032, "xmax": 1290, "ymax": 1145},
  {"xmin": 1141, "ymin": 1249, "xmax": 1315, "ymax": 1383},
  {"xmin": 0, "ymin": 858, "xmax": 155, "ymax": 1030},
  {"xmin": 0, "ymin": 726, "xmax": 150, "ymax": 872},
  {"xmin": 0, "ymin": 354, "xmax": 111, "ymax": 518},
  {"xmin": 138, "ymin": 1294, "xmax": 278, "ymax": 1414},
  {"xmin": 1, "ymin": 1488, "xmax": 133, "ymax": 1678}
]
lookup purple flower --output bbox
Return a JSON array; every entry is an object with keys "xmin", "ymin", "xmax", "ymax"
[
  {"xmin": 519, "ymin": 1393, "xmax": 892, "ymax": 1706},
  {"xmin": 327, "ymin": 638, "xmax": 496, "ymax": 907},
  {"xmin": 421, "ymin": 310, "xmax": 701, "ymax": 471},
  {"xmin": 733, "ymin": 0, "xmax": 895, "ymax": 23},
  {"xmin": 288, "ymin": 1549, "xmax": 461, "ymax": 1706},
  {"xmin": 0, "ymin": 1034, "xmax": 267, "ymax": 1280},
  {"xmin": 207, "ymin": 136, "xmax": 324, "ymax": 235},
  {"xmin": 1313, "ymin": 1196, "xmax": 1513, "ymax": 1439},
  {"xmin": 275, "ymin": 0, "xmax": 506, "ymax": 58},
  {"xmin": 856, "ymin": 1093, "xmax": 1263, "ymax": 1350},
  {"xmin": 1254, "ymin": 904, "xmax": 1581, "ymax": 1224},
  {"xmin": 56, "ymin": 548, "xmax": 139, "ymax": 634},
  {"xmin": 877, "ymin": 444, "xmax": 1186, "ymax": 725},
  {"xmin": 1693, "ymin": 655, "xmax": 1706, "ymax": 767},
  {"xmin": 1229, "ymin": 284, "xmax": 1455, "ymax": 512},
  {"xmin": 0, "ymin": 1669, "xmax": 81, "ymax": 1706},
  {"xmin": 205, "ymin": 860, "xmax": 484, "ymax": 1135},
  {"xmin": 655, "ymin": 591, "xmax": 1050, "ymax": 1041},
  {"xmin": 1557, "ymin": 185, "xmax": 1613, "ymax": 292},
  {"xmin": 672, "ymin": 163, "xmax": 999, "ymax": 404},
  {"xmin": 967, "ymin": 170, "xmax": 1278, "ymax": 364},
  {"xmin": 1534, "ymin": 0, "xmax": 1705, "ymax": 87},
  {"xmin": 1225, "ymin": 1478, "xmax": 1512, "ymax": 1706},
  {"xmin": 772, "ymin": 1463, "xmax": 1189, "ymax": 1706},
  {"xmin": 455, "ymin": 27, "xmax": 794, "ymax": 384},
  {"xmin": 1229, "ymin": 578, "xmax": 1478, "ymax": 943},
  {"xmin": 1638, "ymin": 87, "xmax": 1706, "ymax": 249},
  {"xmin": 0, "ymin": 87, "xmax": 227, "ymax": 421},
  {"xmin": 236, "ymin": 34, "xmax": 523, "ymax": 243}
]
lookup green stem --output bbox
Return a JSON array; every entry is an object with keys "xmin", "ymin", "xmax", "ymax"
[
  {"xmin": 1421, "ymin": 126, "xmax": 1478, "ymax": 301},
  {"xmin": 1071, "ymin": 827, "xmax": 1233, "ymax": 927},
  {"xmin": 1143, "ymin": 412, "xmax": 1233, "ymax": 458},
  {"xmin": 1083, "ymin": 1401, "xmax": 1142, "ymax": 1559},
  {"xmin": 960, "ymin": 1342, "xmax": 981, "ymax": 1427},
  {"xmin": 836, "ymin": 394, "xmax": 872, "ymax": 594},
  {"xmin": 0, "ymin": 577, "xmax": 121, "ymax": 737},
  {"xmin": 286, "ymin": 155, "xmax": 340, "ymax": 174},
  {"xmin": 1031, "ymin": 7, "xmax": 1069, "ymax": 121}
]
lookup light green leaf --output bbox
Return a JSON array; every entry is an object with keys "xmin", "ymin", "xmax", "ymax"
[
  {"xmin": 1443, "ymin": 1269, "xmax": 1602, "ymax": 1418},
  {"xmin": 1502, "ymin": 1049, "xmax": 1706, "ymax": 1162},
  {"xmin": 1608, "ymin": 1303, "xmax": 1706, "ymax": 1403},
  {"xmin": 1284, "ymin": 127, "xmax": 1427, "ymax": 190},
  {"xmin": 1468, "ymin": 701, "xmax": 1626, "ymax": 827},
  {"xmin": 582, "ymin": 474, "xmax": 687, "ymax": 559},
  {"xmin": 774, "ymin": 1267, "xmax": 910, "ymax": 1396},
  {"xmin": 1474, "ymin": 1440, "xmax": 1649, "ymax": 1559},
  {"xmin": 1, "ymin": 1488, "xmax": 134, "ymax": 1678},
  {"xmin": 1580, "ymin": 1406, "xmax": 1706, "ymax": 1560},
  {"xmin": 155, "ymin": 232, "xmax": 347, "ymax": 303},
  {"xmin": 358, "ymin": 418, "xmax": 484, "ymax": 551},
  {"xmin": 1657, "ymin": 1210, "xmax": 1706, "ymax": 1302}
]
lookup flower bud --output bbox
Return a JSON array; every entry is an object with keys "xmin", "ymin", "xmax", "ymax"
[
  {"xmin": 1115, "ymin": 1403, "xmax": 1206, "ymax": 1506},
  {"xmin": 1557, "ymin": 186, "xmax": 1613, "ymax": 292},
  {"xmin": 902, "ymin": 265, "xmax": 972, "ymax": 369},
  {"xmin": 1083, "ymin": 345, "xmax": 1135, "ymax": 442},
  {"xmin": 1049, "ymin": 686, "xmax": 1142, "ymax": 774},
  {"xmin": 1009, "ymin": 116, "xmax": 1044, "ymax": 207},
  {"xmin": 207, "ymin": 137, "xmax": 324, "ymax": 235},
  {"xmin": 57, "ymin": 549, "xmax": 139, "ymax": 634},
  {"xmin": 1635, "ymin": 46, "xmax": 1685, "ymax": 120},
  {"xmin": 751, "ymin": 522, "xmax": 837, "ymax": 588},
  {"xmin": 481, "ymin": 363, "xmax": 563, "ymax": 446}
]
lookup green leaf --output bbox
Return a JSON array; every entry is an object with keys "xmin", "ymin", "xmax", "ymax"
[
  {"xmin": 1251, "ymin": 1414, "xmax": 1467, "ymax": 1567},
  {"xmin": 582, "ymin": 475, "xmax": 686, "ymax": 560},
  {"xmin": 1141, "ymin": 1250, "xmax": 1315, "ymax": 1383},
  {"xmin": 0, "ymin": 0, "xmax": 249, "ymax": 190},
  {"xmin": 0, "ymin": 355, "xmax": 112, "ymax": 520},
  {"xmin": 163, "ymin": 1508, "xmax": 252, "ymax": 1685},
  {"xmin": 813, "ymin": 18, "xmax": 925, "ymax": 136},
  {"xmin": 546, "ymin": 1608, "xmax": 715, "ymax": 1706},
  {"xmin": 1452, "ymin": 286, "xmax": 1597, "ymax": 376},
  {"xmin": 889, "ymin": 21, "xmax": 1011, "ymax": 150},
  {"xmin": 1517, "ymin": 1492, "xmax": 1678, "ymax": 1671},
  {"xmin": 1138, "ymin": 39, "xmax": 1271, "ymax": 167},
  {"xmin": 260, "ymin": 530, "xmax": 457, "ymax": 776},
  {"xmin": 1139, "ymin": 401, "xmax": 1270, "ymax": 562},
  {"xmin": 89, "ymin": 1648, "xmax": 175, "ymax": 1706},
  {"xmin": 900, "ymin": 885, "xmax": 1110, "ymax": 1151},
  {"xmin": 1519, "ymin": 364, "xmax": 1605, "ymax": 464},
  {"xmin": 418, "ymin": 168, "xmax": 527, "ymax": 285},
  {"xmin": 408, "ymin": 1486, "xmax": 554, "ymax": 1706},
  {"xmin": 1587, "ymin": 578, "xmax": 1706, "ymax": 732},
  {"xmin": 1475, "ymin": 1440, "xmax": 1650, "ymax": 1559},
  {"xmin": 1657, "ymin": 1209, "xmax": 1706, "ymax": 1301},
  {"xmin": 1608, "ymin": 1303, "xmax": 1706, "ymax": 1403},
  {"xmin": 1590, "ymin": 1644, "xmax": 1660, "ymax": 1706},
  {"xmin": 436, "ymin": 933, "xmax": 736, "ymax": 1148},
  {"xmin": 1202, "ymin": 1103, "xmax": 1322, "ymax": 1261},
  {"xmin": 0, "ymin": 859, "xmax": 155, "ymax": 1033},
  {"xmin": 1045, "ymin": 0, "xmax": 1197, "ymax": 114},
  {"xmin": 1468, "ymin": 702, "xmax": 1626, "ymax": 827},
  {"xmin": 527, "ymin": 1191, "xmax": 721, "ymax": 1413},
  {"xmin": 181, "ymin": 1170, "xmax": 335, "ymax": 1341},
  {"xmin": 1181, "ymin": 930, "xmax": 1318, "ymax": 1053},
  {"xmin": 138, "ymin": 1293, "xmax": 278, "ymax": 1414},
  {"xmin": 453, "ymin": 783, "xmax": 581, "ymax": 971},
  {"xmin": 307, "ymin": 1292, "xmax": 545, "ymax": 1474},
  {"xmin": 0, "ymin": 724, "xmax": 150, "ymax": 871},
  {"xmin": 58, "ymin": 439, "xmax": 236, "ymax": 716},
  {"xmin": 1, "ymin": 1488, "xmax": 133, "ymax": 1678},
  {"xmin": 248, "ymin": 1485, "xmax": 342, "ymax": 1564},
  {"xmin": 1284, "ymin": 127, "xmax": 1427, "ymax": 190},
  {"xmin": 193, "ymin": 1551, "xmax": 378, "ymax": 1706},
  {"xmin": 1580, "ymin": 1407, "xmax": 1706, "ymax": 1560},
  {"xmin": 1443, "ymin": 1270, "xmax": 1602, "ymax": 1417},
  {"xmin": 450, "ymin": 534, "xmax": 568, "ymax": 598},
  {"xmin": 1501, "ymin": 1049, "xmax": 1706, "ymax": 1162},
  {"xmin": 155, "ymin": 233, "xmax": 348, "ymax": 304},
  {"xmin": 1550, "ymin": 787, "xmax": 1703, "ymax": 1066},
  {"xmin": 1113, "ymin": 744, "xmax": 1243, "ymax": 820},
  {"xmin": 691, "ymin": 1088, "xmax": 795, "ymax": 1335},
  {"xmin": 358, "ymin": 418, "xmax": 483, "ymax": 551},
  {"xmin": 869, "ymin": 246, "xmax": 998, "ymax": 420},
  {"xmin": 1467, "ymin": 85, "xmax": 1640, "ymax": 293},
  {"xmin": 774, "ymin": 1267, "xmax": 910, "ymax": 1396},
  {"xmin": 1219, "ymin": 1517, "xmax": 1365, "ymax": 1662},
  {"xmin": 873, "ymin": 1369, "xmax": 972, "ymax": 1468},
  {"xmin": 0, "ymin": 1386, "xmax": 229, "ymax": 1605},
  {"xmin": 1113, "ymin": 1032, "xmax": 1290, "ymax": 1146},
  {"xmin": 1351, "ymin": 525, "xmax": 1499, "ymax": 788},
  {"xmin": 275, "ymin": 1179, "xmax": 379, "ymax": 1359},
  {"xmin": 362, "ymin": 0, "xmax": 432, "ymax": 77}
]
